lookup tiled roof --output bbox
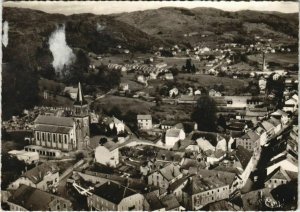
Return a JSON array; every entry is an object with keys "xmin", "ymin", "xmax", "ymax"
[
  {"xmin": 261, "ymin": 120, "xmax": 275, "ymax": 131},
  {"xmin": 169, "ymin": 176, "xmax": 189, "ymax": 191},
  {"xmin": 156, "ymin": 150, "xmax": 185, "ymax": 162},
  {"xmin": 144, "ymin": 191, "xmax": 164, "ymax": 210},
  {"xmin": 92, "ymin": 181, "xmax": 137, "ymax": 204},
  {"xmin": 271, "ymin": 109, "xmax": 288, "ymax": 117},
  {"xmin": 22, "ymin": 162, "xmax": 59, "ymax": 184},
  {"xmin": 235, "ymin": 146, "xmax": 252, "ymax": 169},
  {"xmin": 137, "ymin": 114, "xmax": 152, "ymax": 120},
  {"xmin": 8, "ymin": 184, "xmax": 71, "ymax": 211},
  {"xmin": 159, "ymin": 163, "xmax": 182, "ymax": 182},
  {"xmin": 161, "ymin": 194, "xmax": 180, "ymax": 210},
  {"xmin": 166, "ymin": 129, "xmax": 183, "ymax": 138},
  {"xmin": 241, "ymin": 130, "xmax": 260, "ymax": 141},
  {"xmin": 34, "ymin": 115, "xmax": 74, "ymax": 127},
  {"xmin": 103, "ymin": 140, "xmax": 118, "ymax": 151},
  {"xmin": 35, "ymin": 125, "xmax": 72, "ymax": 134}
]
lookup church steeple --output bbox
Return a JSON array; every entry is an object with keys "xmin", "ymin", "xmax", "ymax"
[{"xmin": 74, "ymin": 82, "xmax": 87, "ymax": 106}]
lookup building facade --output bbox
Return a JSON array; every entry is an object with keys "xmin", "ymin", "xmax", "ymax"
[{"xmin": 137, "ymin": 115, "xmax": 153, "ymax": 130}]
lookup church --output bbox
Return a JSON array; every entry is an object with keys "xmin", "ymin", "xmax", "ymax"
[{"xmin": 25, "ymin": 82, "xmax": 90, "ymax": 157}]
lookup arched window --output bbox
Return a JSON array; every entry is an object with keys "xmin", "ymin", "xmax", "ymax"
[{"xmin": 48, "ymin": 133, "xmax": 51, "ymax": 142}]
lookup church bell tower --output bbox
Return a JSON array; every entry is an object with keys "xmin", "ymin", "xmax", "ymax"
[{"xmin": 73, "ymin": 82, "xmax": 90, "ymax": 150}]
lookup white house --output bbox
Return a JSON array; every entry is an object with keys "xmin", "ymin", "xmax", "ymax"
[
  {"xmin": 169, "ymin": 88, "xmax": 179, "ymax": 97},
  {"xmin": 119, "ymin": 83, "xmax": 129, "ymax": 91},
  {"xmin": 209, "ymin": 89, "xmax": 222, "ymax": 97},
  {"xmin": 64, "ymin": 86, "xmax": 78, "ymax": 100},
  {"xmin": 137, "ymin": 114, "xmax": 152, "ymax": 130},
  {"xmin": 164, "ymin": 73, "xmax": 174, "ymax": 80},
  {"xmin": 165, "ymin": 129, "xmax": 186, "ymax": 148},
  {"xmin": 103, "ymin": 116, "xmax": 125, "ymax": 134},
  {"xmin": 194, "ymin": 89, "xmax": 201, "ymax": 95},
  {"xmin": 95, "ymin": 141, "xmax": 119, "ymax": 167},
  {"xmin": 137, "ymin": 75, "xmax": 147, "ymax": 84}
]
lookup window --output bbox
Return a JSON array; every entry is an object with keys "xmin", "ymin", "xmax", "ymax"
[
  {"xmin": 64, "ymin": 135, "xmax": 68, "ymax": 144},
  {"xmin": 42, "ymin": 133, "xmax": 45, "ymax": 141},
  {"xmin": 53, "ymin": 134, "xmax": 56, "ymax": 143},
  {"xmin": 48, "ymin": 133, "xmax": 51, "ymax": 142},
  {"xmin": 37, "ymin": 132, "xmax": 40, "ymax": 140}
]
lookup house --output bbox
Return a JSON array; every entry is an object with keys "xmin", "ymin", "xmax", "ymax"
[
  {"xmin": 165, "ymin": 129, "xmax": 186, "ymax": 148},
  {"xmin": 137, "ymin": 75, "xmax": 147, "ymax": 84},
  {"xmin": 7, "ymin": 184, "xmax": 72, "ymax": 211},
  {"xmin": 64, "ymin": 86, "xmax": 78, "ymax": 100},
  {"xmin": 206, "ymin": 149, "xmax": 227, "ymax": 165},
  {"xmin": 137, "ymin": 115, "xmax": 152, "ymax": 130},
  {"xmin": 209, "ymin": 89, "xmax": 222, "ymax": 97},
  {"xmin": 8, "ymin": 150, "xmax": 39, "ymax": 164},
  {"xmin": 169, "ymin": 87, "xmax": 179, "ymax": 97},
  {"xmin": 147, "ymin": 163, "xmax": 183, "ymax": 189},
  {"xmin": 119, "ymin": 83, "xmax": 129, "ymax": 91},
  {"xmin": 87, "ymin": 181, "xmax": 144, "ymax": 211},
  {"xmin": 264, "ymin": 167, "xmax": 297, "ymax": 189},
  {"xmin": 173, "ymin": 139, "xmax": 200, "ymax": 153},
  {"xmin": 164, "ymin": 73, "xmax": 174, "ymax": 80},
  {"xmin": 102, "ymin": 116, "xmax": 125, "ymax": 134},
  {"xmin": 177, "ymin": 95, "xmax": 198, "ymax": 104},
  {"xmin": 8, "ymin": 162, "xmax": 59, "ymax": 192},
  {"xmin": 236, "ymin": 130, "xmax": 260, "ymax": 153},
  {"xmin": 182, "ymin": 175, "xmax": 230, "ymax": 210},
  {"xmin": 161, "ymin": 194, "xmax": 184, "ymax": 211},
  {"xmin": 144, "ymin": 191, "xmax": 165, "ymax": 211},
  {"xmin": 244, "ymin": 107, "xmax": 268, "ymax": 124},
  {"xmin": 267, "ymin": 117, "xmax": 282, "ymax": 134},
  {"xmin": 224, "ymin": 96, "xmax": 263, "ymax": 108},
  {"xmin": 194, "ymin": 89, "xmax": 201, "ymax": 95},
  {"xmin": 161, "ymin": 120, "xmax": 177, "ymax": 130},
  {"xmin": 258, "ymin": 77, "xmax": 267, "ymax": 92},
  {"xmin": 95, "ymin": 141, "xmax": 119, "ymax": 167},
  {"xmin": 156, "ymin": 150, "xmax": 185, "ymax": 163},
  {"xmin": 33, "ymin": 115, "xmax": 77, "ymax": 152},
  {"xmin": 168, "ymin": 176, "xmax": 190, "ymax": 202},
  {"xmin": 271, "ymin": 109, "xmax": 289, "ymax": 125},
  {"xmin": 196, "ymin": 137, "xmax": 215, "ymax": 152},
  {"xmin": 259, "ymin": 120, "xmax": 276, "ymax": 139},
  {"xmin": 283, "ymin": 95, "xmax": 298, "ymax": 112}
]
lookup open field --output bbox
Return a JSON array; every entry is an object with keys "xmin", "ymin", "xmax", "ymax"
[
  {"xmin": 176, "ymin": 73, "xmax": 250, "ymax": 92},
  {"xmin": 247, "ymin": 53, "xmax": 298, "ymax": 65},
  {"xmin": 93, "ymin": 95, "xmax": 155, "ymax": 114},
  {"xmin": 151, "ymin": 104, "xmax": 193, "ymax": 122}
]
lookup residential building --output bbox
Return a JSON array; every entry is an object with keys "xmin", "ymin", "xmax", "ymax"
[
  {"xmin": 283, "ymin": 96, "xmax": 298, "ymax": 113},
  {"xmin": 87, "ymin": 181, "xmax": 144, "ymax": 211},
  {"xmin": 64, "ymin": 86, "xmax": 78, "ymax": 100},
  {"xmin": 169, "ymin": 88, "xmax": 179, "ymax": 97},
  {"xmin": 164, "ymin": 73, "xmax": 174, "ymax": 80},
  {"xmin": 182, "ymin": 175, "xmax": 230, "ymax": 210},
  {"xmin": 144, "ymin": 191, "xmax": 165, "ymax": 211},
  {"xmin": 264, "ymin": 167, "xmax": 297, "ymax": 189},
  {"xmin": 7, "ymin": 184, "xmax": 72, "ymax": 211},
  {"xmin": 161, "ymin": 194, "xmax": 184, "ymax": 211},
  {"xmin": 271, "ymin": 109, "xmax": 289, "ymax": 125},
  {"xmin": 102, "ymin": 116, "xmax": 125, "ymax": 134},
  {"xmin": 236, "ymin": 130, "xmax": 260, "ymax": 153},
  {"xmin": 147, "ymin": 163, "xmax": 183, "ymax": 189},
  {"xmin": 165, "ymin": 129, "xmax": 185, "ymax": 148},
  {"xmin": 95, "ymin": 141, "xmax": 119, "ymax": 167},
  {"xmin": 119, "ymin": 83, "xmax": 129, "ymax": 91},
  {"xmin": 8, "ymin": 162, "xmax": 59, "ymax": 192},
  {"xmin": 137, "ymin": 115, "xmax": 153, "ymax": 130}
]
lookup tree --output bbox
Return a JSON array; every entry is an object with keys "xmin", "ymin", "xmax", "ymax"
[
  {"xmin": 185, "ymin": 59, "xmax": 192, "ymax": 72},
  {"xmin": 99, "ymin": 137, "xmax": 108, "ymax": 145},
  {"xmin": 191, "ymin": 64, "xmax": 196, "ymax": 73},
  {"xmin": 191, "ymin": 96, "xmax": 218, "ymax": 132},
  {"xmin": 217, "ymin": 114, "xmax": 227, "ymax": 129}
]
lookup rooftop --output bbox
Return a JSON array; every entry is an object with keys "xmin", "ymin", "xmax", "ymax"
[
  {"xmin": 35, "ymin": 125, "xmax": 72, "ymax": 134},
  {"xmin": 34, "ymin": 115, "xmax": 74, "ymax": 127},
  {"xmin": 22, "ymin": 162, "xmax": 59, "ymax": 184},
  {"xmin": 159, "ymin": 163, "xmax": 182, "ymax": 182},
  {"xmin": 166, "ymin": 128, "xmax": 183, "ymax": 137},
  {"xmin": 8, "ymin": 184, "xmax": 71, "ymax": 211},
  {"xmin": 161, "ymin": 194, "xmax": 181, "ymax": 210},
  {"xmin": 92, "ymin": 181, "xmax": 138, "ymax": 204},
  {"xmin": 137, "ymin": 114, "xmax": 152, "ymax": 120}
]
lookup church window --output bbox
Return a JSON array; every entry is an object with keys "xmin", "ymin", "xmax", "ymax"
[
  {"xmin": 42, "ymin": 133, "xmax": 45, "ymax": 141},
  {"xmin": 48, "ymin": 133, "xmax": 51, "ymax": 142},
  {"xmin": 64, "ymin": 135, "xmax": 68, "ymax": 144},
  {"xmin": 53, "ymin": 134, "xmax": 56, "ymax": 143},
  {"xmin": 37, "ymin": 132, "xmax": 40, "ymax": 140}
]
